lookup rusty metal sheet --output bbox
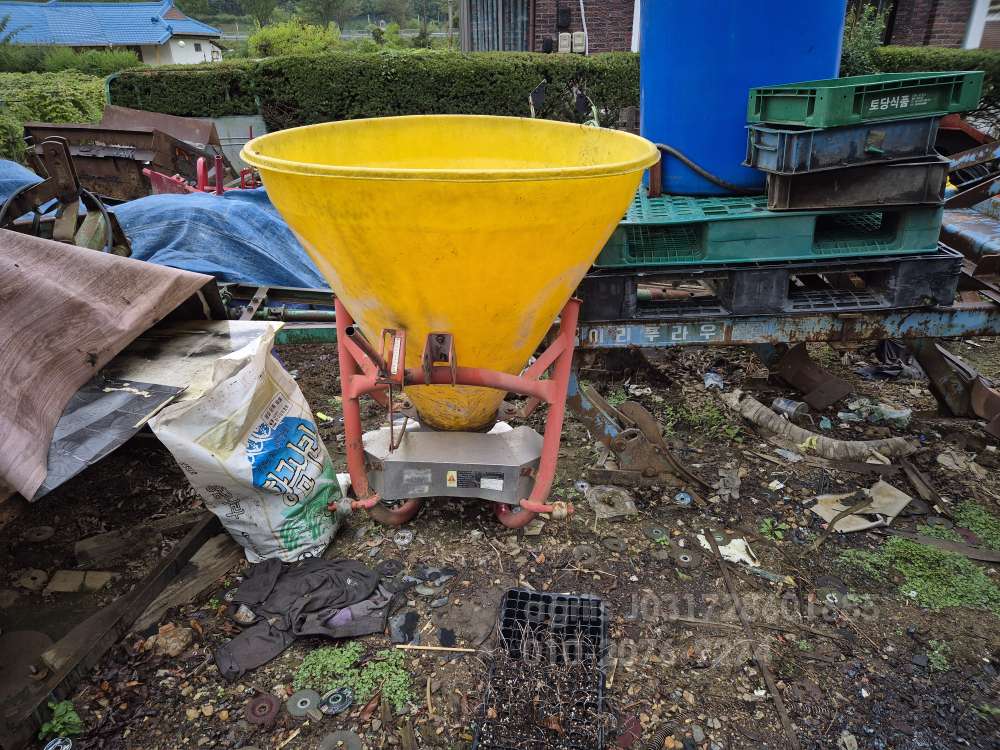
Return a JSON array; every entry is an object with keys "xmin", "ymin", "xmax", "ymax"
[
  {"xmin": 971, "ymin": 377, "xmax": 1000, "ymax": 438},
  {"xmin": 99, "ymin": 105, "xmax": 221, "ymax": 149},
  {"xmin": 753, "ymin": 342, "xmax": 852, "ymax": 409},
  {"xmin": 24, "ymin": 122, "xmax": 225, "ymax": 201},
  {"xmin": 0, "ymin": 230, "xmax": 213, "ymax": 500}
]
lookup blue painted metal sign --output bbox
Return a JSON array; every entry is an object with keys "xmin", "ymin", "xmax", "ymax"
[{"xmin": 577, "ymin": 303, "xmax": 1000, "ymax": 349}]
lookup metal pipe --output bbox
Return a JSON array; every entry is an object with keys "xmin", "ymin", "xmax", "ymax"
[
  {"xmin": 523, "ymin": 298, "xmax": 580, "ymax": 515},
  {"xmin": 335, "ymin": 299, "xmax": 378, "ymax": 505},
  {"xmin": 345, "ymin": 324, "xmax": 388, "ymax": 372}
]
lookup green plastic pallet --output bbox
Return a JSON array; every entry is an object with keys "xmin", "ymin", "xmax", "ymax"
[
  {"xmin": 747, "ymin": 71, "xmax": 984, "ymax": 128},
  {"xmin": 594, "ymin": 188, "xmax": 944, "ymax": 269}
]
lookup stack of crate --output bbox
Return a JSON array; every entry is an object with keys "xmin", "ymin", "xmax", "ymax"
[
  {"xmin": 577, "ymin": 72, "xmax": 987, "ymax": 322},
  {"xmin": 745, "ymin": 71, "xmax": 984, "ymax": 212}
]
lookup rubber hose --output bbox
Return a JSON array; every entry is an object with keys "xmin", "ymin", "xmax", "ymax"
[
  {"xmin": 655, "ymin": 143, "xmax": 762, "ymax": 196},
  {"xmin": 644, "ymin": 724, "xmax": 675, "ymax": 750}
]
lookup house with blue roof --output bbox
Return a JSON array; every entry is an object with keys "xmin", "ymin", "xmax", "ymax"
[{"xmin": 0, "ymin": 0, "xmax": 223, "ymax": 65}]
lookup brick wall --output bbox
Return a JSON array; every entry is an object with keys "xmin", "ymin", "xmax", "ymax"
[
  {"xmin": 889, "ymin": 0, "xmax": 973, "ymax": 47},
  {"xmin": 532, "ymin": 0, "xmax": 634, "ymax": 53}
]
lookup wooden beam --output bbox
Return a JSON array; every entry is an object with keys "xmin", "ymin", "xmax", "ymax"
[{"xmin": 0, "ymin": 514, "xmax": 220, "ymax": 750}]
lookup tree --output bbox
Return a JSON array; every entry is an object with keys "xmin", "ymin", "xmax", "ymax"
[
  {"xmin": 411, "ymin": 0, "xmax": 439, "ymax": 33},
  {"xmin": 0, "ymin": 14, "xmax": 20, "ymax": 45},
  {"xmin": 840, "ymin": 3, "xmax": 889, "ymax": 77},
  {"xmin": 300, "ymin": 0, "xmax": 361, "ymax": 28},
  {"xmin": 377, "ymin": 0, "xmax": 408, "ymax": 25},
  {"xmin": 175, "ymin": 0, "xmax": 211, "ymax": 18},
  {"xmin": 239, "ymin": 0, "xmax": 278, "ymax": 26}
]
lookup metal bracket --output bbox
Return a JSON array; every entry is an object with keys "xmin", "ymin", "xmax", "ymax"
[
  {"xmin": 422, "ymin": 332, "xmax": 456, "ymax": 386},
  {"xmin": 380, "ymin": 329, "xmax": 406, "ymax": 386}
]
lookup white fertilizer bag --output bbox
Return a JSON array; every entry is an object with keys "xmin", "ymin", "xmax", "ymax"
[{"xmin": 149, "ymin": 324, "xmax": 347, "ymax": 562}]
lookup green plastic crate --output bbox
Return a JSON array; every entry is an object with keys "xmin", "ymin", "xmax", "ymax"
[
  {"xmin": 747, "ymin": 71, "xmax": 984, "ymax": 128},
  {"xmin": 594, "ymin": 188, "xmax": 944, "ymax": 268}
]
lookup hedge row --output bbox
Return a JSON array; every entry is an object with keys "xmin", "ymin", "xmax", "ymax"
[
  {"xmin": 874, "ymin": 46, "xmax": 1000, "ymax": 111},
  {"xmin": 108, "ymin": 51, "xmax": 639, "ymax": 130},
  {"xmin": 108, "ymin": 61, "xmax": 257, "ymax": 118},
  {"xmin": 0, "ymin": 72, "xmax": 106, "ymax": 160}
]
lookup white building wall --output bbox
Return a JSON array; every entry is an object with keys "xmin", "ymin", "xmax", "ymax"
[
  {"xmin": 167, "ymin": 36, "xmax": 220, "ymax": 64},
  {"xmin": 138, "ymin": 37, "xmax": 221, "ymax": 65}
]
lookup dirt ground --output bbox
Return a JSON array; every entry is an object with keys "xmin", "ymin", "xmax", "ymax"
[{"xmin": 3, "ymin": 336, "xmax": 1000, "ymax": 750}]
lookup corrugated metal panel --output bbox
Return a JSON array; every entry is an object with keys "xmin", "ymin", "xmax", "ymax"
[{"xmin": 468, "ymin": 0, "xmax": 529, "ymax": 51}]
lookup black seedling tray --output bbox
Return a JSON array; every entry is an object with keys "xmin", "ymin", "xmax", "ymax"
[{"xmin": 473, "ymin": 589, "xmax": 610, "ymax": 750}]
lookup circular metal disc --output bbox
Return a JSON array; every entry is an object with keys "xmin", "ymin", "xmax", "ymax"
[
  {"xmin": 642, "ymin": 525, "xmax": 669, "ymax": 543},
  {"xmin": 320, "ymin": 687, "xmax": 353, "ymax": 716},
  {"xmin": 602, "ymin": 536, "xmax": 627, "ymax": 553},
  {"xmin": 376, "ymin": 559, "xmax": 404, "ymax": 578},
  {"xmin": 817, "ymin": 588, "xmax": 846, "ymax": 608},
  {"xmin": 393, "ymin": 529, "xmax": 415, "ymax": 546},
  {"xmin": 674, "ymin": 550, "xmax": 703, "ymax": 569},
  {"xmin": 24, "ymin": 526, "xmax": 54, "ymax": 543},
  {"xmin": 704, "ymin": 528, "xmax": 733, "ymax": 546},
  {"xmin": 319, "ymin": 731, "xmax": 363, "ymax": 750},
  {"xmin": 286, "ymin": 689, "xmax": 321, "ymax": 718},
  {"xmin": 572, "ymin": 544, "xmax": 598, "ymax": 563},
  {"xmin": 245, "ymin": 694, "xmax": 280, "ymax": 725}
]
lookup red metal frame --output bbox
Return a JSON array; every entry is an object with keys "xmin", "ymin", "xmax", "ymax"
[{"xmin": 333, "ymin": 297, "xmax": 579, "ymax": 519}]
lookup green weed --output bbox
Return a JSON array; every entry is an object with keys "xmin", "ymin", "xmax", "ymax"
[
  {"xmin": 39, "ymin": 700, "xmax": 83, "ymax": 740},
  {"xmin": 606, "ymin": 387, "xmax": 627, "ymax": 407},
  {"xmin": 795, "ymin": 639, "xmax": 813, "ymax": 652},
  {"xmin": 759, "ymin": 517, "xmax": 790, "ymax": 541},
  {"xmin": 928, "ymin": 639, "xmax": 951, "ymax": 672},
  {"xmin": 294, "ymin": 643, "xmax": 413, "ymax": 711},
  {"xmin": 839, "ymin": 539, "xmax": 1000, "ymax": 615},
  {"xmin": 976, "ymin": 703, "xmax": 1000, "ymax": 719}
]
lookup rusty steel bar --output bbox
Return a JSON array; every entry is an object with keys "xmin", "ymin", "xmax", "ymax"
[{"xmin": 948, "ymin": 140, "xmax": 1000, "ymax": 172}]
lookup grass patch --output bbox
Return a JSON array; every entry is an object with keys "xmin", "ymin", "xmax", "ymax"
[
  {"xmin": 657, "ymin": 401, "xmax": 742, "ymax": 442},
  {"xmin": 953, "ymin": 502, "xmax": 1000, "ymax": 550},
  {"xmin": 836, "ymin": 548, "xmax": 886, "ymax": 582},
  {"xmin": 917, "ymin": 523, "xmax": 962, "ymax": 542},
  {"xmin": 838, "ymin": 538, "xmax": 1000, "ymax": 615},
  {"xmin": 294, "ymin": 643, "xmax": 413, "ymax": 710}
]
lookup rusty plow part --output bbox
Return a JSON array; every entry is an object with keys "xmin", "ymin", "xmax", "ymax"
[{"xmin": 568, "ymin": 379, "xmax": 706, "ymax": 493}]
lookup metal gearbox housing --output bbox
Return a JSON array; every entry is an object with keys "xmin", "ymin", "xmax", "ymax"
[{"xmin": 363, "ymin": 424, "xmax": 542, "ymax": 504}]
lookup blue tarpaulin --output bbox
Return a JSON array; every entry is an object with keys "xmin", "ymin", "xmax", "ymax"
[
  {"xmin": 114, "ymin": 190, "xmax": 327, "ymax": 288},
  {"xmin": 0, "ymin": 159, "xmax": 327, "ymax": 289}
]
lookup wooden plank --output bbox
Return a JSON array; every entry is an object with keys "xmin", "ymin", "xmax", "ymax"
[
  {"xmin": 0, "ymin": 513, "xmax": 219, "ymax": 750},
  {"xmin": 75, "ymin": 509, "xmax": 207, "ymax": 565},
  {"xmin": 134, "ymin": 533, "xmax": 242, "ymax": 632}
]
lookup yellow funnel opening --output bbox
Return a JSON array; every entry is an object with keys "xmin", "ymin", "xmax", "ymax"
[{"xmin": 243, "ymin": 115, "xmax": 657, "ymax": 430}]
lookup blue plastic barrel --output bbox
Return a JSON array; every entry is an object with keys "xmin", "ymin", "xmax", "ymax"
[{"xmin": 641, "ymin": 0, "xmax": 847, "ymax": 195}]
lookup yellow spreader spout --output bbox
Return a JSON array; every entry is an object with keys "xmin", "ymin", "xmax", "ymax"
[{"xmin": 242, "ymin": 115, "xmax": 657, "ymax": 431}]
